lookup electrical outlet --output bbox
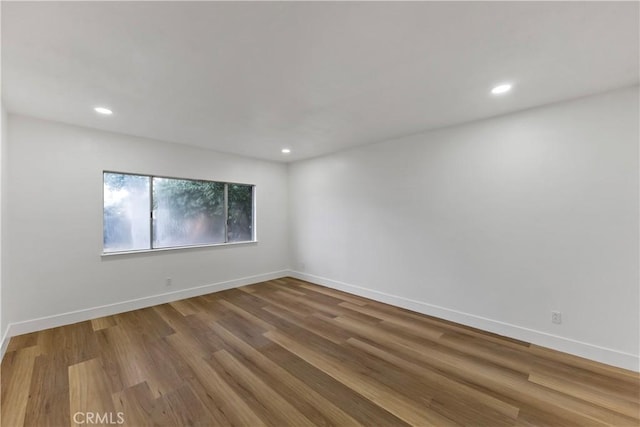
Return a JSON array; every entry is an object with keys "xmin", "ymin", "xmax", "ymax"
[
  {"xmin": 551, "ymin": 311, "xmax": 562, "ymax": 324},
  {"xmin": 165, "ymin": 277, "xmax": 172, "ymax": 287}
]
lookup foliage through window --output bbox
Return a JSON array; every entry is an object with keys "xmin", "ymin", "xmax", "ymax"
[{"xmin": 103, "ymin": 172, "xmax": 254, "ymax": 253}]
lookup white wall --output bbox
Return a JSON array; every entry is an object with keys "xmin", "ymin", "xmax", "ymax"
[
  {"xmin": 0, "ymin": 3, "xmax": 5, "ymax": 351},
  {"xmin": 289, "ymin": 86, "xmax": 639, "ymax": 370},
  {"xmin": 3, "ymin": 115, "xmax": 289, "ymax": 335}
]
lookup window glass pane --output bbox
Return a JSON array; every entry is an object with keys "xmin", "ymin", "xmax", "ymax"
[
  {"xmin": 103, "ymin": 173, "xmax": 151, "ymax": 252},
  {"xmin": 227, "ymin": 184, "xmax": 253, "ymax": 242},
  {"xmin": 153, "ymin": 177, "xmax": 225, "ymax": 248}
]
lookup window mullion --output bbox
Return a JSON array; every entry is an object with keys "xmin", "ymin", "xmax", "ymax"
[
  {"xmin": 149, "ymin": 176, "xmax": 154, "ymax": 249},
  {"xmin": 224, "ymin": 183, "xmax": 229, "ymax": 243}
]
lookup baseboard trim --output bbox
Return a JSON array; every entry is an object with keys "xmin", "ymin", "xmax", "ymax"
[
  {"xmin": 0, "ymin": 326, "xmax": 10, "ymax": 362},
  {"xmin": 1, "ymin": 270, "xmax": 289, "ymax": 360},
  {"xmin": 289, "ymin": 270, "xmax": 639, "ymax": 372}
]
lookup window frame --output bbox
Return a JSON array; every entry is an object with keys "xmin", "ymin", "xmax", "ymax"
[{"xmin": 102, "ymin": 170, "xmax": 256, "ymax": 255}]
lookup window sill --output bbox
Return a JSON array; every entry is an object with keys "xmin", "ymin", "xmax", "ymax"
[{"xmin": 101, "ymin": 240, "xmax": 258, "ymax": 257}]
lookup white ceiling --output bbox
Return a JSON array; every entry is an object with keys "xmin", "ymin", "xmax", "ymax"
[{"xmin": 2, "ymin": 1, "xmax": 638, "ymax": 162}]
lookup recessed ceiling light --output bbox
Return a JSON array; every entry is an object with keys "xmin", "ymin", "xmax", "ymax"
[
  {"xmin": 491, "ymin": 84, "xmax": 512, "ymax": 95},
  {"xmin": 94, "ymin": 107, "xmax": 113, "ymax": 115},
  {"xmin": 281, "ymin": 148, "xmax": 291, "ymax": 154}
]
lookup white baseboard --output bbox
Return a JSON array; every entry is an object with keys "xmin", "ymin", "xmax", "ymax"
[
  {"xmin": 289, "ymin": 270, "xmax": 639, "ymax": 372},
  {"xmin": 0, "ymin": 270, "xmax": 288, "ymax": 361},
  {"xmin": 0, "ymin": 326, "xmax": 9, "ymax": 362}
]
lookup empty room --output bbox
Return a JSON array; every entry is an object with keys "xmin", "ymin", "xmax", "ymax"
[{"xmin": 0, "ymin": 1, "xmax": 638, "ymax": 426}]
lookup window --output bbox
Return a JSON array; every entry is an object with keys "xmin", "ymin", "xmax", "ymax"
[
  {"xmin": 103, "ymin": 173, "xmax": 151, "ymax": 252},
  {"xmin": 153, "ymin": 177, "xmax": 226, "ymax": 248},
  {"xmin": 103, "ymin": 172, "xmax": 254, "ymax": 253}
]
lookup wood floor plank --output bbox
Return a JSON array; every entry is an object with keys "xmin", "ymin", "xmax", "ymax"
[
  {"xmin": 0, "ymin": 346, "xmax": 41, "ymax": 427},
  {"xmin": 529, "ymin": 343, "xmax": 640, "ymax": 383},
  {"xmin": 347, "ymin": 337, "xmax": 520, "ymax": 421},
  {"xmin": 111, "ymin": 381, "xmax": 158, "ymax": 427},
  {"xmin": 435, "ymin": 331, "xmax": 534, "ymax": 374},
  {"xmin": 262, "ymin": 305, "xmax": 350, "ymax": 345},
  {"xmin": 2, "ymin": 277, "xmax": 638, "ymax": 427},
  {"xmin": 273, "ymin": 289, "xmax": 344, "ymax": 318},
  {"xmin": 215, "ymin": 308, "xmax": 273, "ymax": 350},
  {"xmin": 259, "ymin": 341, "xmax": 411, "ymax": 426},
  {"xmin": 152, "ymin": 303, "xmax": 224, "ymax": 357},
  {"xmin": 68, "ymin": 358, "xmax": 116, "ymax": 427},
  {"xmin": 168, "ymin": 298, "xmax": 202, "ymax": 317},
  {"xmin": 528, "ymin": 371, "xmax": 640, "ymax": 419},
  {"xmin": 252, "ymin": 290, "xmax": 317, "ymax": 318},
  {"xmin": 23, "ymin": 353, "xmax": 72, "ymax": 427},
  {"xmin": 532, "ymin": 357, "xmax": 640, "ymax": 402},
  {"xmin": 347, "ymin": 325, "xmax": 632, "ymax": 426},
  {"xmin": 90, "ymin": 316, "xmax": 117, "ymax": 332},
  {"xmin": 295, "ymin": 281, "xmax": 369, "ymax": 306},
  {"xmin": 264, "ymin": 329, "xmax": 458, "ymax": 426},
  {"xmin": 96, "ymin": 322, "xmax": 183, "ymax": 400},
  {"xmin": 210, "ymin": 322, "xmax": 361, "ymax": 426},
  {"xmin": 95, "ymin": 325, "xmax": 157, "ymax": 396},
  {"xmin": 342, "ymin": 314, "xmax": 630, "ymax": 425},
  {"xmin": 218, "ymin": 299, "xmax": 276, "ymax": 331},
  {"xmin": 269, "ymin": 281, "xmax": 308, "ymax": 296},
  {"xmin": 211, "ymin": 349, "xmax": 316, "ymax": 427},
  {"xmin": 157, "ymin": 382, "xmax": 216, "ymax": 426},
  {"xmin": 36, "ymin": 321, "xmax": 99, "ymax": 366},
  {"xmin": 114, "ymin": 308, "xmax": 175, "ymax": 342},
  {"xmin": 339, "ymin": 301, "xmax": 447, "ymax": 339},
  {"xmin": 164, "ymin": 332, "xmax": 266, "ymax": 427},
  {"xmin": 5, "ymin": 332, "xmax": 39, "ymax": 353},
  {"xmin": 340, "ymin": 299, "xmax": 531, "ymax": 351}
]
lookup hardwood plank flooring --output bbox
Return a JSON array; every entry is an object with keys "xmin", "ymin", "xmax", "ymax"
[{"xmin": 1, "ymin": 277, "xmax": 638, "ymax": 426}]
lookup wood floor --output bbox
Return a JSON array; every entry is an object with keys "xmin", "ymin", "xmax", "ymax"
[{"xmin": 1, "ymin": 277, "xmax": 638, "ymax": 426}]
